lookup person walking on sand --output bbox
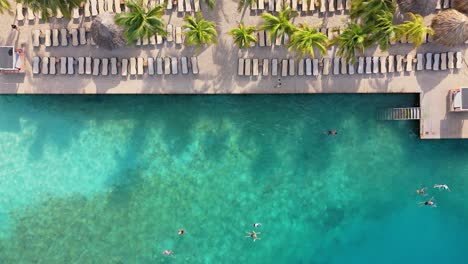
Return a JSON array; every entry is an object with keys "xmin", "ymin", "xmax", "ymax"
[
  {"xmin": 416, "ymin": 187, "xmax": 427, "ymax": 196},
  {"xmin": 419, "ymin": 197, "xmax": 437, "ymax": 208},
  {"xmin": 434, "ymin": 184, "xmax": 450, "ymax": 192},
  {"xmin": 246, "ymin": 231, "xmax": 261, "ymax": 242}
]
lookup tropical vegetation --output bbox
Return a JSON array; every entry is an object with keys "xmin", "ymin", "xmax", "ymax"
[
  {"xmin": 19, "ymin": 0, "xmax": 85, "ymax": 21},
  {"xmin": 114, "ymin": 0, "xmax": 166, "ymax": 46},
  {"xmin": 395, "ymin": 13, "xmax": 434, "ymax": 49},
  {"xmin": 287, "ymin": 23, "xmax": 328, "ymax": 58},
  {"xmin": 0, "ymin": 0, "xmax": 10, "ymax": 14},
  {"xmin": 237, "ymin": 0, "xmax": 253, "ymax": 12},
  {"xmin": 229, "ymin": 23, "xmax": 257, "ymax": 49},
  {"xmin": 183, "ymin": 12, "xmax": 218, "ymax": 48},
  {"xmin": 260, "ymin": 6, "xmax": 297, "ymax": 42},
  {"xmin": 330, "ymin": 23, "xmax": 367, "ymax": 64},
  {"xmin": 205, "ymin": 0, "xmax": 215, "ymax": 10}
]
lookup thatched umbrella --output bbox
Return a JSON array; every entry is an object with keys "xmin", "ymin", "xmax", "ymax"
[
  {"xmin": 396, "ymin": 0, "xmax": 438, "ymax": 16},
  {"xmin": 431, "ymin": 9, "xmax": 468, "ymax": 47},
  {"xmin": 90, "ymin": 13, "xmax": 126, "ymax": 50},
  {"xmin": 453, "ymin": 0, "xmax": 468, "ymax": 15}
]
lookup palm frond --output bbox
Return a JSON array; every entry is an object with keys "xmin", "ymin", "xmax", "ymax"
[
  {"xmin": 228, "ymin": 23, "xmax": 257, "ymax": 49},
  {"xmin": 260, "ymin": 6, "xmax": 297, "ymax": 42},
  {"xmin": 396, "ymin": 12, "xmax": 433, "ymax": 49},
  {"xmin": 331, "ymin": 23, "xmax": 366, "ymax": 64},
  {"xmin": 183, "ymin": 12, "xmax": 218, "ymax": 48},
  {"xmin": 287, "ymin": 23, "xmax": 328, "ymax": 58}
]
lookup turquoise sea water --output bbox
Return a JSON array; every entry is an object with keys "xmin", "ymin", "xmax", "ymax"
[{"xmin": 0, "ymin": 95, "xmax": 468, "ymax": 264}]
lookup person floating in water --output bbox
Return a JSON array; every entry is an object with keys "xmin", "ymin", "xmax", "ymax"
[
  {"xmin": 434, "ymin": 184, "xmax": 451, "ymax": 192},
  {"xmin": 178, "ymin": 229, "xmax": 184, "ymax": 235},
  {"xmin": 163, "ymin": 250, "xmax": 173, "ymax": 256},
  {"xmin": 246, "ymin": 231, "xmax": 261, "ymax": 242},
  {"xmin": 325, "ymin": 130, "xmax": 337, "ymax": 136},
  {"xmin": 253, "ymin": 223, "xmax": 261, "ymax": 228},
  {"xmin": 420, "ymin": 197, "xmax": 437, "ymax": 207},
  {"xmin": 416, "ymin": 187, "xmax": 427, "ymax": 196}
]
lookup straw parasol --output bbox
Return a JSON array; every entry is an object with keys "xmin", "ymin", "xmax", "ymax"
[
  {"xmin": 90, "ymin": 13, "xmax": 126, "ymax": 50},
  {"xmin": 453, "ymin": 0, "xmax": 468, "ymax": 15},
  {"xmin": 431, "ymin": 9, "xmax": 468, "ymax": 47},
  {"xmin": 396, "ymin": 0, "xmax": 438, "ymax": 16}
]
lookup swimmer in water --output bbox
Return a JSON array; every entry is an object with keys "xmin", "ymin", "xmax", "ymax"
[
  {"xmin": 325, "ymin": 130, "xmax": 337, "ymax": 136},
  {"xmin": 416, "ymin": 187, "xmax": 427, "ymax": 196},
  {"xmin": 163, "ymin": 250, "xmax": 173, "ymax": 256},
  {"xmin": 246, "ymin": 231, "xmax": 261, "ymax": 242},
  {"xmin": 434, "ymin": 184, "xmax": 451, "ymax": 192},
  {"xmin": 419, "ymin": 197, "xmax": 437, "ymax": 207},
  {"xmin": 253, "ymin": 223, "xmax": 261, "ymax": 228},
  {"xmin": 178, "ymin": 229, "xmax": 184, "ymax": 235}
]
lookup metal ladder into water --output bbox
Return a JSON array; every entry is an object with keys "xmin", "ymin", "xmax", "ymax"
[{"xmin": 378, "ymin": 107, "xmax": 421, "ymax": 120}]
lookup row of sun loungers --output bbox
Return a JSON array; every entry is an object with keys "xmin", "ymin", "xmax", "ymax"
[
  {"xmin": 237, "ymin": 52, "xmax": 463, "ymax": 77},
  {"xmin": 252, "ymin": 0, "xmax": 352, "ymax": 13},
  {"xmin": 32, "ymin": 56, "xmax": 199, "ymax": 76}
]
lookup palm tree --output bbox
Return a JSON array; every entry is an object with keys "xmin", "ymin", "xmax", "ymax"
[
  {"xmin": 395, "ymin": 12, "xmax": 434, "ymax": 49},
  {"xmin": 205, "ymin": 0, "xmax": 215, "ymax": 9},
  {"xmin": 237, "ymin": 0, "xmax": 253, "ymax": 12},
  {"xmin": 431, "ymin": 9, "xmax": 468, "ymax": 47},
  {"xmin": 330, "ymin": 23, "xmax": 367, "ymax": 64},
  {"xmin": 114, "ymin": 0, "xmax": 166, "ymax": 46},
  {"xmin": 260, "ymin": 6, "xmax": 298, "ymax": 43},
  {"xmin": 0, "ymin": 0, "xmax": 11, "ymax": 14},
  {"xmin": 350, "ymin": 0, "xmax": 395, "ymax": 24},
  {"xmin": 229, "ymin": 23, "xmax": 257, "ymax": 49},
  {"xmin": 183, "ymin": 12, "xmax": 218, "ymax": 48},
  {"xmin": 365, "ymin": 11, "xmax": 396, "ymax": 51},
  {"xmin": 287, "ymin": 23, "xmax": 328, "ymax": 58},
  {"xmin": 19, "ymin": 0, "xmax": 85, "ymax": 21}
]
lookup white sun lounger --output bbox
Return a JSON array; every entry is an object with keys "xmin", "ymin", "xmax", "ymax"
[
  {"xmin": 121, "ymin": 58, "xmax": 128, "ymax": 76},
  {"xmin": 115, "ymin": 0, "xmax": 121, "ymax": 13},
  {"xmin": 16, "ymin": 4, "xmax": 24, "ymax": 22},
  {"xmin": 388, "ymin": 55, "xmax": 395, "ymax": 73},
  {"xmin": 329, "ymin": 0, "xmax": 335, "ymax": 12},
  {"xmin": 32, "ymin": 56, "xmax": 40, "ymax": 75},
  {"xmin": 79, "ymin": 28, "xmax": 87, "ymax": 45},
  {"xmin": 60, "ymin": 57, "xmax": 67, "ymax": 74},
  {"xmin": 167, "ymin": 0, "xmax": 173, "ymax": 9},
  {"xmin": 433, "ymin": 53, "xmax": 440, "ymax": 71},
  {"xmin": 137, "ymin": 57, "xmax": 144, "ymax": 75},
  {"xmin": 440, "ymin": 53, "xmax": 447, "ymax": 70},
  {"xmin": 27, "ymin": 7, "xmax": 35, "ymax": 21},
  {"xmin": 305, "ymin": 58, "xmax": 312, "ymax": 76},
  {"xmin": 251, "ymin": 0, "xmax": 257, "ymax": 10},
  {"xmin": 175, "ymin": 27, "xmax": 182, "ymax": 44},
  {"xmin": 425, "ymin": 53, "xmax": 433, "ymax": 70},
  {"xmin": 259, "ymin": 30, "xmax": 265, "ymax": 47},
  {"xmin": 43, "ymin": 29, "xmax": 51, "ymax": 47},
  {"xmin": 245, "ymin": 58, "xmax": 252, "ymax": 76},
  {"xmin": 323, "ymin": 58, "xmax": 330, "ymax": 75},
  {"xmin": 313, "ymin": 59, "xmax": 319, "ymax": 76},
  {"xmin": 98, "ymin": 0, "xmax": 105, "ymax": 14},
  {"xmin": 78, "ymin": 57, "xmax": 85, "ymax": 74},
  {"xmin": 291, "ymin": 0, "xmax": 297, "ymax": 10},
  {"xmin": 269, "ymin": 0, "xmax": 274, "ymax": 11},
  {"xmin": 380, "ymin": 56, "xmax": 387, "ymax": 73},
  {"xmin": 84, "ymin": 0, "xmax": 91, "ymax": 17},
  {"xmin": 265, "ymin": 30, "xmax": 272, "ymax": 46},
  {"xmin": 298, "ymin": 59, "xmax": 304, "ymax": 76},
  {"xmin": 337, "ymin": 0, "xmax": 343, "ymax": 10},
  {"xmin": 288, "ymin": 58, "xmax": 295, "ymax": 76},
  {"xmin": 396, "ymin": 55, "xmax": 403, "ymax": 72},
  {"xmin": 281, "ymin": 59, "xmax": 288, "ymax": 77},
  {"xmin": 185, "ymin": 0, "xmax": 192, "ymax": 11},
  {"xmin": 372, "ymin": 57, "xmax": 379, "ymax": 73},
  {"xmin": 136, "ymin": 38, "xmax": 141, "ymax": 46},
  {"xmin": 447, "ymin": 52, "xmax": 454, "ymax": 69},
  {"xmin": 72, "ymin": 7, "xmax": 80, "ymax": 19},
  {"xmin": 283, "ymin": 33, "xmax": 289, "ymax": 45},
  {"xmin": 129, "ymin": 57, "xmax": 137, "ymax": 75},
  {"xmin": 52, "ymin": 29, "xmax": 59, "ymax": 47},
  {"xmin": 93, "ymin": 58, "xmax": 100, "ymax": 76},
  {"xmin": 262, "ymin": 58, "xmax": 269, "ymax": 76},
  {"xmin": 142, "ymin": 36, "xmax": 149, "ymax": 46},
  {"xmin": 275, "ymin": 35, "xmax": 282, "ymax": 46},
  {"xmin": 180, "ymin": 57, "xmax": 188, "ymax": 75},
  {"xmin": 357, "ymin": 57, "xmax": 364, "ymax": 74},
  {"xmin": 70, "ymin": 28, "xmax": 79, "ymax": 46},
  {"xmin": 42, "ymin": 57, "xmax": 49, "ymax": 75},
  {"xmin": 253, "ymin": 58, "xmax": 259, "ymax": 76},
  {"xmin": 272, "ymin": 59, "xmax": 278, "ymax": 76},
  {"xmin": 259, "ymin": 0, "xmax": 265, "ymax": 10},
  {"xmin": 341, "ymin": 58, "xmax": 347, "ymax": 74},
  {"xmin": 56, "ymin": 8, "xmax": 63, "ymax": 18},
  {"xmin": 111, "ymin": 58, "xmax": 117, "ymax": 75},
  {"xmin": 105, "ymin": 0, "xmax": 113, "ymax": 13},
  {"xmin": 191, "ymin": 57, "xmax": 199, "ymax": 74},
  {"xmin": 443, "ymin": 0, "xmax": 449, "ymax": 8},
  {"xmin": 302, "ymin": 0, "xmax": 309, "ymax": 11},
  {"xmin": 147, "ymin": 57, "xmax": 155, "ymax": 75},
  {"xmin": 67, "ymin": 57, "xmax": 74, "ymax": 75},
  {"xmin": 164, "ymin": 57, "xmax": 171, "ymax": 75},
  {"xmin": 275, "ymin": 0, "xmax": 282, "ymax": 11},
  {"xmin": 85, "ymin": 57, "xmax": 92, "ymax": 75},
  {"xmin": 456, "ymin": 52, "xmax": 462, "ymax": 69},
  {"xmin": 60, "ymin": 29, "xmax": 68, "ymax": 46},
  {"xmin": 32, "ymin": 30, "xmax": 40, "ymax": 47},
  {"xmin": 166, "ymin": 24, "xmax": 174, "ymax": 42},
  {"xmin": 49, "ymin": 57, "xmax": 56, "ymax": 75},
  {"xmin": 178, "ymin": 0, "xmax": 184, "ymax": 12},
  {"xmin": 156, "ymin": 34, "xmax": 163, "ymax": 44},
  {"xmin": 406, "ymin": 54, "xmax": 414, "ymax": 72},
  {"xmin": 194, "ymin": 0, "xmax": 200, "ymax": 11},
  {"xmin": 365, "ymin": 57, "xmax": 372, "ymax": 74},
  {"xmin": 91, "ymin": 0, "xmax": 98, "ymax": 16},
  {"xmin": 156, "ymin": 57, "xmax": 163, "ymax": 75},
  {"xmin": 348, "ymin": 61, "xmax": 355, "ymax": 75},
  {"xmin": 333, "ymin": 58, "xmax": 340, "ymax": 75},
  {"xmin": 149, "ymin": 35, "xmax": 156, "ymax": 45}
]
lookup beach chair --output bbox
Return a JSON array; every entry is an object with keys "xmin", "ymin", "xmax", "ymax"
[
  {"xmin": 181, "ymin": 57, "xmax": 188, "ymax": 75},
  {"xmin": 142, "ymin": 37, "xmax": 149, "ymax": 46},
  {"xmin": 93, "ymin": 58, "xmax": 100, "ymax": 76},
  {"xmin": 41, "ymin": 57, "xmax": 49, "ymax": 75},
  {"xmin": 166, "ymin": 24, "xmax": 174, "ymax": 42},
  {"xmin": 313, "ymin": 59, "xmax": 319, "ymax": 76},
  {"xmin": 79, "ymin": 28, "xmax": 87, "ymax": 45},
  {"xmin": 149, "ymin": 35, "xmax": 156, "ymax": 45},
  {"xmin": 269, "ymin": 0, "xmax": 274, "ymax": 11},
  {"xmin": 406, "ymin": 54, "xmax": 414, "ymax": 72},
  {"xmin": 425, "ymin": 53, "xmax": 433, "ymax": 70},
  {"xmin": 333, "ymin": 58, "xmax": 340, "ymax": 75},
  {"xmin": 136, "ymin": 38, "xmax": 141, "ymax": 47},
  {"xmin": 91, "ymin": 0, "xmax": 98, "ymax": 16},
  {"xmin": 323, "ymin": 58, "xmax": 330, "ymax": 75},
  {"xmin": 337, "ymin": 0, "xmax": 343, "ymax": 11},
  {"xmin": 32, "ymin": 30, "xmax": 40, "ymax": 47},
  {"xmin": 348, "ymin": 61, "xmax": 355, "ymax": 75},
  {"xmin": 85, "ymin": 57, "xmax": 92, "ymax": 75},
  {"xmin": 298, "ymin": 59, "xmax": 304, "ymax": 76},
  {"xmin": 60, "ymin": 29, "xmax": 68, "ymax": 47},
  {"xmin": 185, "ymin": 0, "xmax": 192, "ymax": 12},
  {"xmin": 400, "ymin": 34, "xmax": 407, "ymax": 44},
  {"xmin": 78, "ymin": 57, "xmax": 85, "ymax": 74},
  {"xmin": 253, "ymin": 58, "xmax": 259, "ymax": 76},
  {"xmin": 328, "ymin": 0, "xmax": 335, "ymax": 12},
  {"xmin": 262, "ymin": 58, "xmax": 269, "ymax": 76},
  {"xmin": 56, "ymin": 8, "xmax": 63, "ymax": 18},
  {"xmin": 436, "ymin": 0, "xmax": 441, "ymax": 9},
  {"xmin": 345, "ymin": 0, "xmax": 351, "ymax": 9},
  {"xmin": 115, "ymin": 0, "xmax": 122, "ymax": 13},
  {"xmin": 156, "ymin": 34, "xmax": 163, "ymax": 45},
  {"xmin": 245, "ymin": 58, "xmax": 252, "ymax": 76},
  {"xmin": 357, "ymin": 57, "xmax": 364, "ymax": 74},
  {"xmin": 156, "ymin": 57, "xmax": 163, "ymax": 75},
  {"xmin": 396, "ymin": 55, "xmax": 403, "ymax": 72},
  {"xmin": 251, "ymin": 0, "xmax": 257, "ymax": 10},
  {"xmin": 440, "ymin": 53, "xmax": 447, "ymax": 71},
  {"xmin": 365, "ymin": 57, "xmax": 372, "ymax": 74},
  {"xmin": 443, "ymin": 0, "xmax": 449, "ymax": 8},
  {"xmin": 275, "ymin": 34, "xmax": 282, "ymax": 46},
  {"xmin": 129, "ymin": 57, "xmax": 137, "ymax": 76},
  {"xmin": 49, "ymin": 57, "xmax": 56, "ymax": 75},
  {"xmin": 291, "ymin": 0, "xmax": 297, "ymax": 10},
  {"xmin": 105, "ymin": 0, "xmax": 113, "ymax": 12},
  {"xmin": 447, "ymin": 52, "xmax": 454, "ymax": 69},
  {"xmin": 110, "ymin": 58, "xmax": 117, "ymax": 75},
  {"xmin": 147, "ymin": 57, "xmax": 155, "ymax": 75},
  {"xmin": 433, "ymin": 53, "xmax": 440, "ymax": 71},
  {"xmin": 43, "ymin": 29, "xmax": 51, "ymax": 47},
  {"xmin": 178, "ymin": 0, "xmax": 184, "ymax": 12},
  {"xmin": 175, "ymin": 27, "xmax": 182, "ymax": 45},
  {"xmin": 60, "ymin": 57, "xmax": 67, "ymax": 74},
  {"xmin": 305, "ymin": 58, "xmax": 312, "ymax": 76},
  {"xmin": 136, "ymin": 57, "xmax": 144, "ymax": 75},
  {"xmin": 194, "ymin": 0, "xmax": 200, "ymax": 11},
  {"xmin": 121, "ymin": 58, "xmax": 128, "ymax": 76},
  {"xmin": 72, "ymin": 7, "xmax": 80, "ymax": 19},
  {"xmin": 455, "ymin": 52, "xmax": 462, "ymax": 69},
  {"xmin": 16, "ymin": 4, "xmax": 24, "ymax": 22},
  {"xmin": 372, "ymin": 57, "xmax": 379, "ymax": 73},
  {"xmin": 320, "ymin": 0, "xmax": 326, "ymax": 12},
  {"xmin": 283, "ymin": 33, "xmax": 289, "ymax": 45},
  {"xmin": 275, "ymin": 0, "xmax": 282, "ymax": 11},
  {"xmin": 67, "ymin": 57, "xmax": 74, "ymax": 75},
  {"xmin": 27, "ymin": 7, "xmax": 35, "ymax": 22},
  {"xmin": 167, "ymin": 0, "xmax": 173, "ymax": 9},
  {"xmin": 259, "ymin": 30, "xmax": 265, "ymax": 47},
  {"xmin": 284, "ymin": 0, "xmax": 291, "ymax": 8},
  {"xmin": 259, "ymin": 0, "xmax": 265, "ymax": 10},
  {"xmin": 191, "ymin": 57, "xmax": 199, "ymax": 74},
  {"xmin": 52, "ymin": 29, "xmax": 59, "ymax": 47},
  {"xmin": 380, "ymin": 56, "xmax": 387, "ymax": 74},
  {"xmin": 272, "ymin": 59, "xmax": 278, "ymax": 76},
  {"xmin": 164, "ymin": 57, "xmax": 171, "ymax": 75},
  {"xmin": 281, "ymin": 59, "xmax": 288, "ymax": 77},
  {"xmin": 265, "ymin": 31, "xmax": 272, "ymax": 46},
  {"xmin": 388, "ymin": 55, "xmax": 395, "ymax": 73},
  {"xmin": 32, "ymin": 57, "xmax": 40, "ymax": 75},
  {"xmin": 288, "ymin": 58, "xmax": 295, "ymax": 76},
  {"xmin": 341, "ymin": 58, "xmax": 347, "ymax": 74},
  {"xmin": 71, "ymin": 28, "xmax": 79, "ymax": 46},
  {"xmin": 84, "ymin": 0, "xmax": 91, "ymax": 17},
  {"xmin": 98, "ymin": 0, "xmax": 105, "ymax": 14},
  {"xmin": 170, "ymin": 57, "xmax": 179, "ymax": 75}
]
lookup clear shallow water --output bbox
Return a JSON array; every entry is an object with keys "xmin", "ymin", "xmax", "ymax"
[{"xmin": 0, "ymin": 95, "xmax": 468, "ymax": 263}]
